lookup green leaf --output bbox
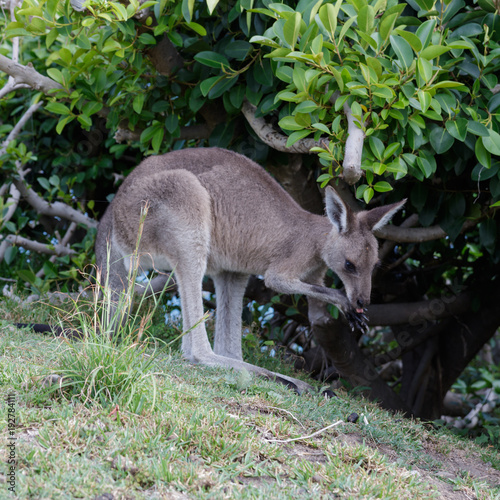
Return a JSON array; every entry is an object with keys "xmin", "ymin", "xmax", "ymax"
[
  {"xmin": 152, "ymin": 128, "xmax": 164, "ymax": 152},
  {"xmin": 379, "ymin": 13, "xmax": 399, "ymax": 41},
  {"xmin": 318, "ymin": 3, "xmax": 337, "ymax": 40},
  {"xmin": 207, "ymin": 0, "xmax": 220, "ymax": 14},
  {"xmin": 488, "ymin": 93, "xmax": 500, "ymax": 114},
  {"xmin": 312, "ymin": 123, "xmax": 330, "ymax": 134},
  {"xmin": 467, "ymin": 121, "xmax": 489, "ymax": 137},
  {"xmin": 429, "ymin": 126, "xmax": 454, "ymax": 154},
  {"xmin": 4, "ymin": 246, "xmax": 18, "ymax": 266},
  {"xmin": 200, "ymin": 76, "xmax": 222, "ymax": 96},
  {"xmin": 430, "ymin": 81, "xmax": 467, "ymax": 91},
  {"xmin": 416, "ymin": 156, "xmax": 434, "ymax": 177},
  {"xmin": 47, "ymin": 68, "xmax": 65, "ymax": 86},
  {"xmin": 479, "ymin": 219, "xmax": 497, "ymax": 254},
  {"xmin": 390, "ymin": 35, "xmax": 414, "ymax": 70},
  {"xmin": 133, "ymin": 94, "xmax": 145, "ymax": 114},
  {"xmin": 229, "ymin": 85, "xmax": 245, "ymax": 108},
  {"xmin": 55, "ymin": 116, "xmax": 74, "ymax": 135},
  {"xmin": 18, "ymin": 269, "xmax": 37, "ymax": 285},
  {"xmin": 225, "ymin": 40, "xmax": 253, "ymax": 61},
  {"xmin": 139, "ymin": 33, "xmax": 157, "ymax": 45},
  {"xmin": 110, "ymin": 1, "xmax": 128, "ymax": 20},
  {"xmin": 77, "ymin": 114, "xmax": 92, "ymax": 129},
  {"xmin": 394, "ymin": 28, "xmax": 422, "ymax": 52},
  {"xmin": 283, "ymin": 12, "xmax": 301, "ymax": 48},
  {"xmin": 363, "ymin": 186, "xmax": 374, "ymax": 203},
  {"xmin": 46, "ymin": 28, "xmax": 59, "ymax": 48},
  {"xmin": 483, "ymin": 129, "xmax": 500, "ymax": 156},
  {"xmin": 82, "ymin": 101, "xmax": 103, "ymax": 117},
  {"xmin": 295, "ymin": 100, "xmax": 318, "ymax": 113},
  {"xmin": 45, "ymin": 102, "xmax": 70, "ymax": 115},
  {"xmin": 383, "ymin": 143, "xmax": 401, "ymax": 159},
  {"xmin": 38, "ymin": 177, "xmax": 51, "ymax": 191},
  {"xmin": 418, "ymin": 90, "xmax": 431, "ymax": 113},
  {"xmin": 358, "ymin": 5, "xmax": 375, "ymax": 34},
  {"xmin": 415, "ymin": 19, "xmax": 436, "ymax": 49},
  {"xmin": 182, "ymin": 0, "xmax": 195, "ymax": 22},
  {"xmin": 369, "ymin": 136, "xmax": 384, "ymax": 161},
  {"xmin": 373, "ymin": 181, "xmax": 393, "ymax": 192},
  {"xmin": 338, "ymin": 16, "xmax": 355, "ymax": 44},
  {"xmin": 185, "ymin": 22, "xmax": 207, "ymax": 36},
  {"xmin": 140, "ymin": 124, "xmax": 160, "ymax": 144},
  {"xmin": 278, "ymin": 116, "xmax": 303, "ymax": 131},
  {"xmin": 417, "ymin": 57, "xmax": 433, "ymax": 83},
  {"xmin": 194, "ymin": 51, "xmax": 230, "ymax": 69},
  {"xmin": 475, "ymin": 137, "xmax": 491, "ymax": 169},
  {"xmin": 371, "ymin": 85, "xmax": 394, "ymax": 99},
  {"xmin": 420, "ymin": 45, "xmax": 451, "ymax": 60},
  {"xmin": 286, "ymin": 130, "xmax": 311, "ymax": 147},
  {"xmin": 445, "ymin": 118, "xmax": 468, "ymax": 142}
]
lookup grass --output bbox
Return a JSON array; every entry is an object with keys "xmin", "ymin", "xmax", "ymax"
[{"xmin": 0, "ymin": 259, "xmax": 499, "ymax": 498}]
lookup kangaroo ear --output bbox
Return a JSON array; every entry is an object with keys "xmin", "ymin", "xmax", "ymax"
[
  {"xmin": 325, "ymin": 186, "xmax": 348, "ymax": 233},
  {"xmin": 363, "ymin": 199, "xmax": 406, "ymax": 232}
]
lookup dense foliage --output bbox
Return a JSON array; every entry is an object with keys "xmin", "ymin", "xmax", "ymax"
[{"xmin": 1, "ymin": 0, "xmax": 500, "ymax": 428}]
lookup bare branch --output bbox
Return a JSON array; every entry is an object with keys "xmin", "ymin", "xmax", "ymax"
[
  {"xmin": 242, "ymin": 100, "xmax": 327, "ymax": 154},
  {"xmin": 375, "ymin": 218, "xmax": 478, "ymax": 243},
  {"xmin": 367, "ymin": 291, "xmax": 471, "ymax": 326},
  {"xmin": 0, "ymin": 101, "xmax": 43, "ymax": 155},
  {"xmin": 0, "ymin": 184, "xmax": 21, "ymax": 230},
  {"xmin": 36, "ymin": 222, "xmax": 78, "ymax": 278},
  {"xmin": 12, "ymin": 179, "xmax": 98, "ymax": 229},
  {"xmin": 342, "ymin": 102, "xmax": 364, "ymax": 185},
  {"xmin": 0, "ymin": 234, "xmax": 77, "ymax": 259},
  {"xmin": 0, "ymin": 54, "xmax": 64, "ymax": 95}
]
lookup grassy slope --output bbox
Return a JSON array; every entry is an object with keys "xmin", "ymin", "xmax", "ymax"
[{"xmin": 0, "ymin": 300, "xmax": 499, "ymax": 500}]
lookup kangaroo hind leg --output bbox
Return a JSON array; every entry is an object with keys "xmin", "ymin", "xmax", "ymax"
[{"xmin": 212, "ymin": 272, "xmax": 249, "ymax": 361}]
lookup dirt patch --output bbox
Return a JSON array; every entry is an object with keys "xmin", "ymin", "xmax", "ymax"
[
  {"xmin": 286, "ymin": 443, "xmax": 328, "ymax": 464},
  {"xmin": 371, "ymin": 437, "xmax": 500, "ymax": 499}
]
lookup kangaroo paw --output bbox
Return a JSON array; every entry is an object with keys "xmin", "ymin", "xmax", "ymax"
[{"xmin": 344, "ymin": 309, "xmax": 368, "ymax": 332}]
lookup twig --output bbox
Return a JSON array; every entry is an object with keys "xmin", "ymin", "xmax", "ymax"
[
  {"xmin": 268, "ymin": 406, "xmax": 306, "ymax": 430},
  {"xmin": 0, "ymin": 101, "xmax": 43, "ymax": 155},
  {"xmin": 266, "ymin": 420, "xmax": 343, "ymax": 443},
  {"xmin": 36, "ymin": 222, "xmax": 78, "ymax": 278},
  {"xmin": 241, "ymin": 100, "xmax": 328, "ymax": 154},
  {"xmin": 0, "ymin": 183, "xmax": 21, "ymax": 229}
]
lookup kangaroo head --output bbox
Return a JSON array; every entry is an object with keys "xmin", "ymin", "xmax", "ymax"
[{"xmin": 322, "ymin": 187, "xmax": 405, "ymax": 313}]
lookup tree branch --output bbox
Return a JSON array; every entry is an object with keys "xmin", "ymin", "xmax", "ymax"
[
  {"xmin": 0, "ymin": 101, "xmax": 43, "ymax": 155},
  {"xmin": 366, "ymin": 291, "xmax": 471, "ymax": 326},
  {"xmin": 0, "ymin": 234, "xmax": 77, "ymax": 260},
  {"xmin": 0, "ymin": 184, "xmax": 21, "ymax": 230},
  {"xmin": 374, "ymin": 218, "xmax": 478, "ymax": 243},
  {"xmin": 36, "ymin": 222, "xmax": 78, "ymax": 278},
  {"xmin": 12, "ymin": 179, "xmax": 98, "ymax": 229},
  {"xmin": 341, "ymin": 102, "xmax": 364, "ymax": 185},
  {"xmin": 241, "ymin": 100, "xmax": 328, "ymax": 154},
  {"xmin": 0, "ymin": 54, "xmax": 64, "ymax": 95}
]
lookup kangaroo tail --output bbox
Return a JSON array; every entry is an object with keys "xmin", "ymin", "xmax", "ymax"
[{"xmin": 14, "ymin": 323, "xmax": 84, "ymax": 339}]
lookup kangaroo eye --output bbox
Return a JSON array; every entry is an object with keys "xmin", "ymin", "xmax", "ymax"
[{"xmin": 345, "ymin": 260, "xmax": 356, "ymax": 273}]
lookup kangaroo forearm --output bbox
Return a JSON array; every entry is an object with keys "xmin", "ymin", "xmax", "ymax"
[{"xmin": 265, "ymin": 274, "xmax": 348, "ymax": 309}]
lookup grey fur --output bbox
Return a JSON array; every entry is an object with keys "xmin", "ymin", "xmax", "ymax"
[{"xmin": 96, "ymin": 148, "xmax": 405, "ymax": 393}]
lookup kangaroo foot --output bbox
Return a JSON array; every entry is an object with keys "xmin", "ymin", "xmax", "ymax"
[{"xmin": 190, "ymin": 352, "xmax": 312, "ymax": 394}]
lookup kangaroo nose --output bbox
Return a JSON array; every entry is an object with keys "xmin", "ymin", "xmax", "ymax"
[{"xmin": 356, "ymin": 299, "xmax": 365, "ymax": 313}]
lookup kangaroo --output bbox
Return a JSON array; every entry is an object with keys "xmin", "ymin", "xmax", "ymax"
[{"xmin": 95, "ymin": 147, "xmax": 405, "ymax": 393}]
